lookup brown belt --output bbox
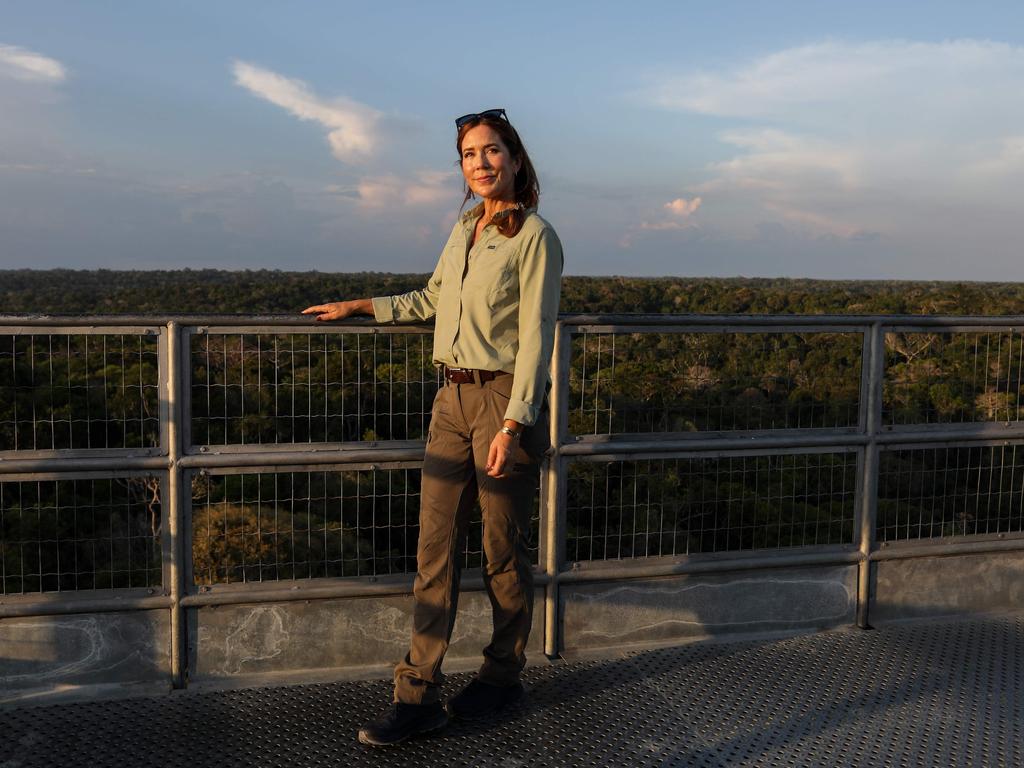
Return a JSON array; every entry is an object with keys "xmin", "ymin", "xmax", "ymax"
[{"xmin": 443, "ymin": 366, "xmax": 509, "ymax": 384}]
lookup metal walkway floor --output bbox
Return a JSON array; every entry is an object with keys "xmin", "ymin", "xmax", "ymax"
[{"xmin": 2, "ymin": 615, "xmax": 1022, "ymax": 767}]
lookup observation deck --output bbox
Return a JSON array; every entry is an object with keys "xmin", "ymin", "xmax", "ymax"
[
  {"xmin": 2, "ymin": 313, "xmax": 1024, "ymax": 765},
  {"xmin": 2, "ymin": 614, "xmax": 1020, "ymax": 766}
]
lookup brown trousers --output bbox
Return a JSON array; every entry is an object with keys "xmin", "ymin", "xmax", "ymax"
[{"xmin": 393, "ymin": 373, "xmax": 548, "ymax": 704}]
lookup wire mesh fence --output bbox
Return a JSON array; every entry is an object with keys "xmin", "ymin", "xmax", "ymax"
[
  {"xmin": 7, "ymin": 318, "xmax": 1024, "ymax": 596},
  {"xmin": 190, "ymin": 331, "xmax": 440, "ymax": 446},
  {"xmin": 0, "ymin": 333, "xmax": 160, "ymax": 452},
  {"xmin": 565, "ymin": 452, "xmax": 858, "ymax": 562},
  {"xmin": 878, "ymin": 444, "xmax": 1024, "ymax": 541},
  {"xmin": 190, "ymin": 469, "xmax": 540, "ymax": 585},
  {"xmin": 570, "ymin": 330, "xmax": 863, "ymax": 436},
  {"xmin": 883, "ymin": 331, "xmax": 1024, "ymax": 426},
  {"xmin": 0, "ymin": 477, "xmax": 162, "ymax": 594}
]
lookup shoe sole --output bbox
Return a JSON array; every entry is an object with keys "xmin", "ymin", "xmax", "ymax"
[{"xmin": 357, "ymin": 711, "xmax": 449, "ymax": 746}]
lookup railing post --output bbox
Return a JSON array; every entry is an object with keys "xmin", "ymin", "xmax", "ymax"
[
  {"xmin": 857, "ymin": 321, "xmax": 885, "ymax": 629},
  {"xmin": 543, "ymin": 322, "xmax": 571, "ymax": 658},
  {"xmin": 166, "ymin": 321, "xmax": 188, "ymax": 687}
]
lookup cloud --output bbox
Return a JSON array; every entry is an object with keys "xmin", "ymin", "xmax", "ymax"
[
  {"xmin": 618, "ymin": 196, "xmax": 703, "ymax": 247},
  {"xmin": 0, "ymin": 45, "xmax": 68, "ymax": 160},
  {"xmin": 964, "ymin": 135, "xmax": 1024, "ymax": 179},
  {"xmin": 648, "ymin": 39, "xmax": 1024, "ymax": 129},
  {"xmin": 637, "ymin": 218, "xmax": 694, "ymax": 233},
  {"xmin": 645, "ymin": 38, "xmax": 1024, "ymax": 248},
  {"xmin": 640, "ymin": 195, "xmax": 702, "ymax": 231},
  {"xmin": 0, "ymin": 44, "xmax": 66, "ymax": 82},
  {"xmin": 350, "ymin": 169, "xmax": 458, "ymax": 209},
  {"xmin": 709, "ymin": 130, "xmax": 860, "ymax": 188},
  {"xmin": 664, "ymin": 197, "xmax": 702, "ymax": 217},
  {"xmin": 761, "ymin": 201, "xmax": 867, "ymax": 240},
  {"xmin": 690, "ymin": 130, "xmax": 873, "ymax": 239},
  {"xmin": 232, "ymin": 61, "xmax": 380, "ymax": 162}
]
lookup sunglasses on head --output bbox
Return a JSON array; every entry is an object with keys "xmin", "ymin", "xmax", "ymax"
[{"xmin": 455, "ymin": 108, "xmax": 508, "ymax": 129}]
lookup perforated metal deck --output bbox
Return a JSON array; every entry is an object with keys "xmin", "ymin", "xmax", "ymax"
[{"xmin": 2, "ymin": 615, "xmax": 1021, "ymax": 767}]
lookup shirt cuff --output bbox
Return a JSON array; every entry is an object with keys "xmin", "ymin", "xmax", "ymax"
[
  {"xmin": 504, "ymin": 398, "xmax": 539, "ymax": 427},
  {"xmin": 370, "ymin": 296, "xmax": 395, "ymax": 324}
]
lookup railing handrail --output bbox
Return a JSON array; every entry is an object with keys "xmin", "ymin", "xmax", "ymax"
[{"xmin": 5, "ymin": 312, "xmax": 1024, "ymax": 327}]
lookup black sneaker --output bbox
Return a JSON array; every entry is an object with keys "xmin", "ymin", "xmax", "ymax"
[
  {"xmin": 357, "ymin": 702, "xmax": 448, "ymax": 746},
  {"xmin": 445, "ymin": 679, "xmax": 524, "ymax": 720}
]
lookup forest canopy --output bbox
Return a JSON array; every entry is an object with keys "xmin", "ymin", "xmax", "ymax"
[{"xmin": 2, "ymin": 269, "xmax": 1023, "ymax": 316}]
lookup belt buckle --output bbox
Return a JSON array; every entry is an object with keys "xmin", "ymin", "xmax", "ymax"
[{"xmin": 444, "ymin": 366, "xmax": 467, "ymax": 385}]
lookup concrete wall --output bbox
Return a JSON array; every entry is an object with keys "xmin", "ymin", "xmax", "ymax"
[
  {"xmin": 0, "ymin": 610, "xmax": 170, "ymax": 704},
  {"xmin": 6, "ymin": 550, "xmax": 1024, "ymax": 703},
  {"xmin": 560, "ymin": 564, "xmax": 858, "ymax": 653},
  {"xmin": 189, "ymin": 589, "xmax": 544, "ymax": 684},
  {"xmin": 870, "ymin": 550, "xmax": 1024, "ymax": 624}
]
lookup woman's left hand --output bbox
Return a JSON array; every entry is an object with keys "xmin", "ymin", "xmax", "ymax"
[{"xmin": 485, "ymin": 431, "xmax": 518, "ymax": 478}]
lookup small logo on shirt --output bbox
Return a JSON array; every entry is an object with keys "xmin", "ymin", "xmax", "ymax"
[{"xmin": 487, "ymin": 244, "xmax": 497, "ymax": 250}]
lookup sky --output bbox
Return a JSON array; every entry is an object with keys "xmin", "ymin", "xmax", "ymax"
[{"xmin": 3, "ymin": 1, "xmax": 1024, "ymax": 280}]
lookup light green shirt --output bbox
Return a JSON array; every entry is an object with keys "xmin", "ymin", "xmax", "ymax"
[{"xmin": 371, "ymin": 203, "xmax": 563, "ymax": 426}]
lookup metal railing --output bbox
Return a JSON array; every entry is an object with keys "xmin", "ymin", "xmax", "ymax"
[{"xmin": 4, "ymin": 313, "xmax": 1024, "ymax": 690}]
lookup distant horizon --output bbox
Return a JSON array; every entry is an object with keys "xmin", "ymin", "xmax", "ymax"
[{"xmin": 3, "ymin": 266, "xmax": 1024, "ymax": 288}]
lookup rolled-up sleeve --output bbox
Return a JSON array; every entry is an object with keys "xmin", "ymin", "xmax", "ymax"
[
  {"xmin": 505, "ymin": 227, "xmax": 563, "ymax": 426},
  {"xmin": 371, "ymin": 256, "xmax": 443, "ymax": 324}
]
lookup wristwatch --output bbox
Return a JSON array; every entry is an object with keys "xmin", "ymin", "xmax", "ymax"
[{"xmin": 498, "ymin": 425, "xmax": 521, "ymax": 440}]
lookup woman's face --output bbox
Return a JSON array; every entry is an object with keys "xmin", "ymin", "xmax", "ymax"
[{"xmin": 460, "ymin": 124, "xmax": 521, "ymax": 202}]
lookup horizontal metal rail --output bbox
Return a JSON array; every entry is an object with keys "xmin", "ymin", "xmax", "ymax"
[
  {"xmin": 7, "ymin": 313, "xmax": 1024, "ymax": 327},
  {"xmin": 180, "ymin": 570, "xmax": 553, "ymax": 608},
  {"xmin": 0, "ymin": 589, "xmax": 171, "ymax": 618},
  {"xmin": 559, "ymin": 548, "xmax": 863, "ymax": 583},
  {"xmin": 5, "ymin": 427, "xmax": 1024, "ymax": 476},
  {"xmin": 871, "ymin": 534, "xmax": 1024, "ymax": 560}
]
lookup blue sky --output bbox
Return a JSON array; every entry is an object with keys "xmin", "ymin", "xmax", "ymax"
[{"xmin": 3, "ymin": 1, "xmax": 1024, "ymax": 279}]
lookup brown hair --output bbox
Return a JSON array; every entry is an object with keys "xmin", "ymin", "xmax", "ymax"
[{"xmin": 456, "ymin": 114, "xmax": 540, "ymax": 238}]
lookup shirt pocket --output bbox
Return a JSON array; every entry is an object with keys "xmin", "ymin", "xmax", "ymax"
[{"xmin": 487, "ymin": 262, "xmax": 518, "ymax": 308}]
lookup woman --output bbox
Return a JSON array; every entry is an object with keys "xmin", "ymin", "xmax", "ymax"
[{"xmin": 303, "ymin": 108, "xmax": 562, "ymax": 746}]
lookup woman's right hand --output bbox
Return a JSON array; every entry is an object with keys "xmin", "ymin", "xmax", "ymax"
[{"xmin": 301, "ymin": 299, "xmax": 372, "ymax": 322}]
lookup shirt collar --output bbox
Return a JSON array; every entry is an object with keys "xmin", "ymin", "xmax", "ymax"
[
  {"xmin": 460, "ymin": 202, "xmax": 485, "ymax": 225},
  {"xmin": 460, "ymin": 202, "xmax": 533, "ymax": 227}
]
